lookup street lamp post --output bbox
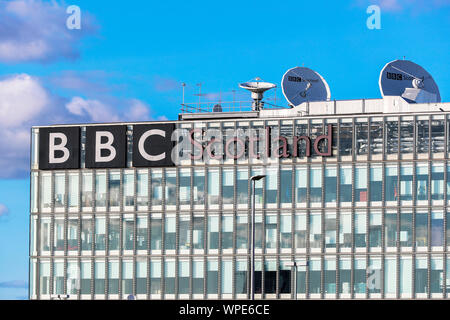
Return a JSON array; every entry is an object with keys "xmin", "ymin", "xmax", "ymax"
[
  {"xmin": 250, "ymin": 175, "xmax": 266, "ymax": 300},
  {"xmin": 286, "ymin": 260, "xmax": 308, "ymax": 300}
]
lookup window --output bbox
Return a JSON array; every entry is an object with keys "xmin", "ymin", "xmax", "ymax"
[
  {"xmin": 264, "ymin": 260, "xmax": 276, "ymax": 294},
  {"xmin": 53, "ymin": 219, "xmax": 64, "ymax": 252},
  {"xmin": 369, "ymin": 120, "xmax": 383, "ymax": 155},
  {"xmin": 193, "ymin": 216, "xmax": 204, "ymax": 249},
  {"xmin": 136, "ymin": 171, "xmax": 148, "ymax": 207},
  {"xmin": 324, "ymin": 258, "xmax": 336, "ymax": 294},
  {"xmin": 310, "ymin": 212, "xmax": 322, "ymax": 248},
  {"xmin": 400, "ymin": 257, "xmax": 412, "ymax": 295},
  {"xmin": 400, "ymin": 165, "xmax": 413, "ymax": 201},
  {"xmin": 221, "ymin": 260, "xmax": 233, "ymax": 294},
  {"xmin": 68, "ymin": 173, "xmax": 79, "ymax": 209},
  {"xmin": 430, "ymin": 257, "xmax": 443, "ymax": 294},
  {"xmin": 339, "ymin": 121, "xmax": 352, "ymax": 156},
  {"xmin": 384, "ymin": 258, "xmax": 397, "ymax": 294},
  {"xmin": 136, "ymin": 217, "xmax": 148, "ymax": 251},
  {"xmin": 416, "ymin": 119, "xmax": 429, "ymax": 154},
  {"xmin": 416, "ymin": 211, "xmax": 428, "ymax": 247},
  {"xmin": 179, "ymin": 169, "xmax": 191, "ymax": 205},
  {"xmin": 123, "ymin": 217, "xmax": 134, "ymax": 251},
  {"xmin": 369, "ymin": 166, "xmax": 382, "ymax": 202},
  {"xmin": 40, "ymin": 174, "xmax": 51, "ymax": 210},
  {"xmin": 81, "ymin": 172, "xmax": 93, "ymax": 208},
  {"xmin": 208, "ymin": 169, "xmax": 219, "ymax": 205},
  {"xmin": 208, "ymin": 216, "xmax": 219, "ymax": 250},
  {"xmin": 309, "ymin": 259, "xmax": 321, "ymax": 294},
  {"xmin": 368, "ymin": 258, "xmax": 381, "ymax": 294},
  {"xmin": 325, "ymin": 213, "xmax": 336, "ymax": 248},
  {"xmin": 431, "ymin": 211, "xmax": 444, "ymax": 247},
  {"xmin": 385, "ymin": 120, "xmax": 399, "ymax": 154},
  {"xmin": 355, "ymin": 211, "xmax": 366, "ymax": 248},
  {"xmin": 385, "ymin": 211, "xmax": 397, "ymax": 248},
  {"xmin": 339, "ymin": 259, "xmax": 351, "ymax": 294},
  {"xmin": 193, "ymin": 169, "xmax": 205, "ymax": 205},
  {"xmin": 340, "ymin": 167, "xmax": 352, "ymax": 203},
  {"xmin": 95, "ymin": 217, "xmax": 106, "ymax": 251},
  {"xmin": 236, "ymin": 168, "xmax": 248, "ymax": 205},
  {"xmin": 165, "ymin": 170, "xmax": 176, "ymax": 206},
  {"xmin": 236, "ymin": 215, "xmax": 248, "ymax": 249},
  {"xmin": 179, "ymin": 216, "xmax": 191, "ymax": 250},
  {"xmin": 108, "ymin": 261, "xmax": 119, "ymax": 294},
  {"xmin": 109, "ymin": 172, "xmax": 120, "ymax": 208},
  {"xmin": 31, "ymin": 173, "xmax": 38, "ymax": 212},
  {"xmin": 95, "ymin": 261, "xmax": 105, "ymax": 295},
  {"xmin": 136, "ymin": 259, "xmax": 147, "ymax": 295},
  {"xmin": 385, "ymin": 166, "xmax": 398, "ymax": 202},
  {"xmin": 295, "ymin": 167, "xmax": 307, "ymax": 204},
  {"xmin": 280, "ymin": 168, "xmax": 292, "ymax": 204},
  {"xmin": 150, "ymin": 218, "xmax": 162, "ymax": 250},
  {"xmin": 280, "ymin": 215, "xmax": 292, "ymax": 249},
  {"xmin": 109, "ymin": 218, "xmax": 120, "ymax": 251},
  {"xmin": 251, "ymin": 168, "xmax": 264, "ymax": 204},
  {"xmin": 295, "ymin": 214, "xmax": 307, "ymax": 249},
  {"xmin": 179, "ymin": 261, "xmax": 190, "ymax": 294},
  {"xmin": 222, "ymin": 168, "xmax": 234, "ymax": 204},
  {"xmin": 354, "ymin": 258, "xmax": 366, "ymax": 294},
  {"xmin": 95, "ymin": 172, "xmax": 106, "ymax": 208},
  {"xmin": 81, "ymin": 261, "xmax": 91, "ymax": 295},
  {"xmin": 415, "ymin": 257, "xmax": 428, "ymax": 294},
  {"xmin": 369, "ymin": 211, "xmax": 382, "ymax": 248},
  {"xmin": 431, "ymin": 165, "xmax": 444, "ymax": 200},
  {"xmin": 53, "ymin": 262, "xmax": 64, "ymax": 294},
  {"xmin": 151, "ymin": 171, "xmax": 162, "ymax": 205},
  {"xmin": 400, "ymin": 118, "xmax": 414, "ymax": 153},
  {"xmin": 39, "ymin": 261, "xmax": 50, "ymax": 295},
  {"xmin": 355, "ymin": 121, "xmax": 368, "ymax": 155},
  {"xmin": 339, "ymin": 212, "xmax": 352, "ymax": 248},
  {"xmin": 67, "ymin": 261, "xmax": 79, "ymax": 295},
  {"xmin": 265, "ymin": 215, "xmax": 277, "ymax": 250},
  {"xmin": 207, "ymin": 260, "xmax": 218, "ymax": 294},
  {"xmin": 222, "ymin": 216, "xmax": 233, "ymax": 250},
  {"xmin": 310, "ymin": 167, "xmax": 322, "ymax": 203},
  {"xmin": 431, "ymin": 118, "xmax": 445, "ymax": 152},
  {"xmin": 122, "ymin": 261, "xmax": 133, "ymax": 295},
  {"xmin": 54, "ymin": 173, "xmax": 65, "ymax": 208},
  {"xmin": 400, "ymin": 211, "xmax": 412, "ymax": 247},
  {"xmin": 193, "ymin": 260, "xmax": 204, "ymax": 294},
  {"xmin": 235, "ymin": 261, "xmax": 247, "ymax": 294},
  {"xmin": 164, "ymin": 216, "xmax": 176, "ymax": 250},
  {"xmin": 165, "ymin": 261, "xmax": 175, "ymax": 294},
  {"xmin": 40, "ymin": 218, "xmax": 51, "ymax": 252},
  {"xmin": 68, "ymin": 219, "xmax": 78, "ymax": 251},
  {"xmin": 325, "ymin": 167, "xmax": 337, "ymax": 203},
  {"xmin": 416, "ymin": 164, "xmax": 429, "ymax": 201},
  {"xmin": 265, "ymin": 168, "xmax": 278, "ymax": 204},
  {"xmin": 150, "ymin": 260, "xmax": 161, "ymax": 294},
  {"xmin": 123, "ymin": 172, "xmax": 134, "ymax": 208}
]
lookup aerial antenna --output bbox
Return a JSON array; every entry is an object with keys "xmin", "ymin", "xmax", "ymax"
[
  {"xmin": 239, "ymin": 77, "xmax": 276, "ymax": 111},
  {"xmin": 281, "ymin": 66, "xmax": 331, "ymax": 107},
  {"xmin": 379, "ymin": 59, "xmax": 441, "ymax": 103}
]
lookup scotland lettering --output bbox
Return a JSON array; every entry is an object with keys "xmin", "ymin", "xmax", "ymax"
[{"xmin": 38, "ymin": 123, "xmax": 333, "ymax": 170}]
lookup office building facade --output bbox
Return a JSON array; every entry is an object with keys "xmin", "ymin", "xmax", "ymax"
[{"xmin": 29, "ymin": 98, "xmax": 450, "ymax": 299}]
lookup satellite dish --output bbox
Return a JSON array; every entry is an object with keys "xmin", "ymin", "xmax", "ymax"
[
  {"xmin": 239, "ymin": 77, "xmax": 276, "ymax": 111},
  {"xmin": 379, "ymin": 60, "xmax": 441, "ymax": 103},
  {"xmin": 281, "ymin": 67, "xmax": 331, "ymax": 107}
]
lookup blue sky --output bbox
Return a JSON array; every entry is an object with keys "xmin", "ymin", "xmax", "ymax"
[{"xmin": 0, "ymin": 0, "xmax": 449, "ymax": 299}]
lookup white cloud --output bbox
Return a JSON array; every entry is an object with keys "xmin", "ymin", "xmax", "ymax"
[
  {"xmin": 355, "ymin": 0, "xmax": 450, "ymax": 12},
  {"xmin": 0, "ymin": 74, "xmax": 49, "ymax": 127},
  {"xmin": 0, "ymin": 73, "xmax": 154, "ymax": 178},
  {"xmin": 0, "ymin": 0, "xmax": 97, "ymax": 63},
  {"xmin": 0, "ymin": 203, "xmax": 9, "ymax": 218}
]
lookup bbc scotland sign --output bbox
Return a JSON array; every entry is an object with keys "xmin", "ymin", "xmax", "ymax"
[{"xmin": 38, "ymin": 123, "xmax": 333, "ymax": 170}]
